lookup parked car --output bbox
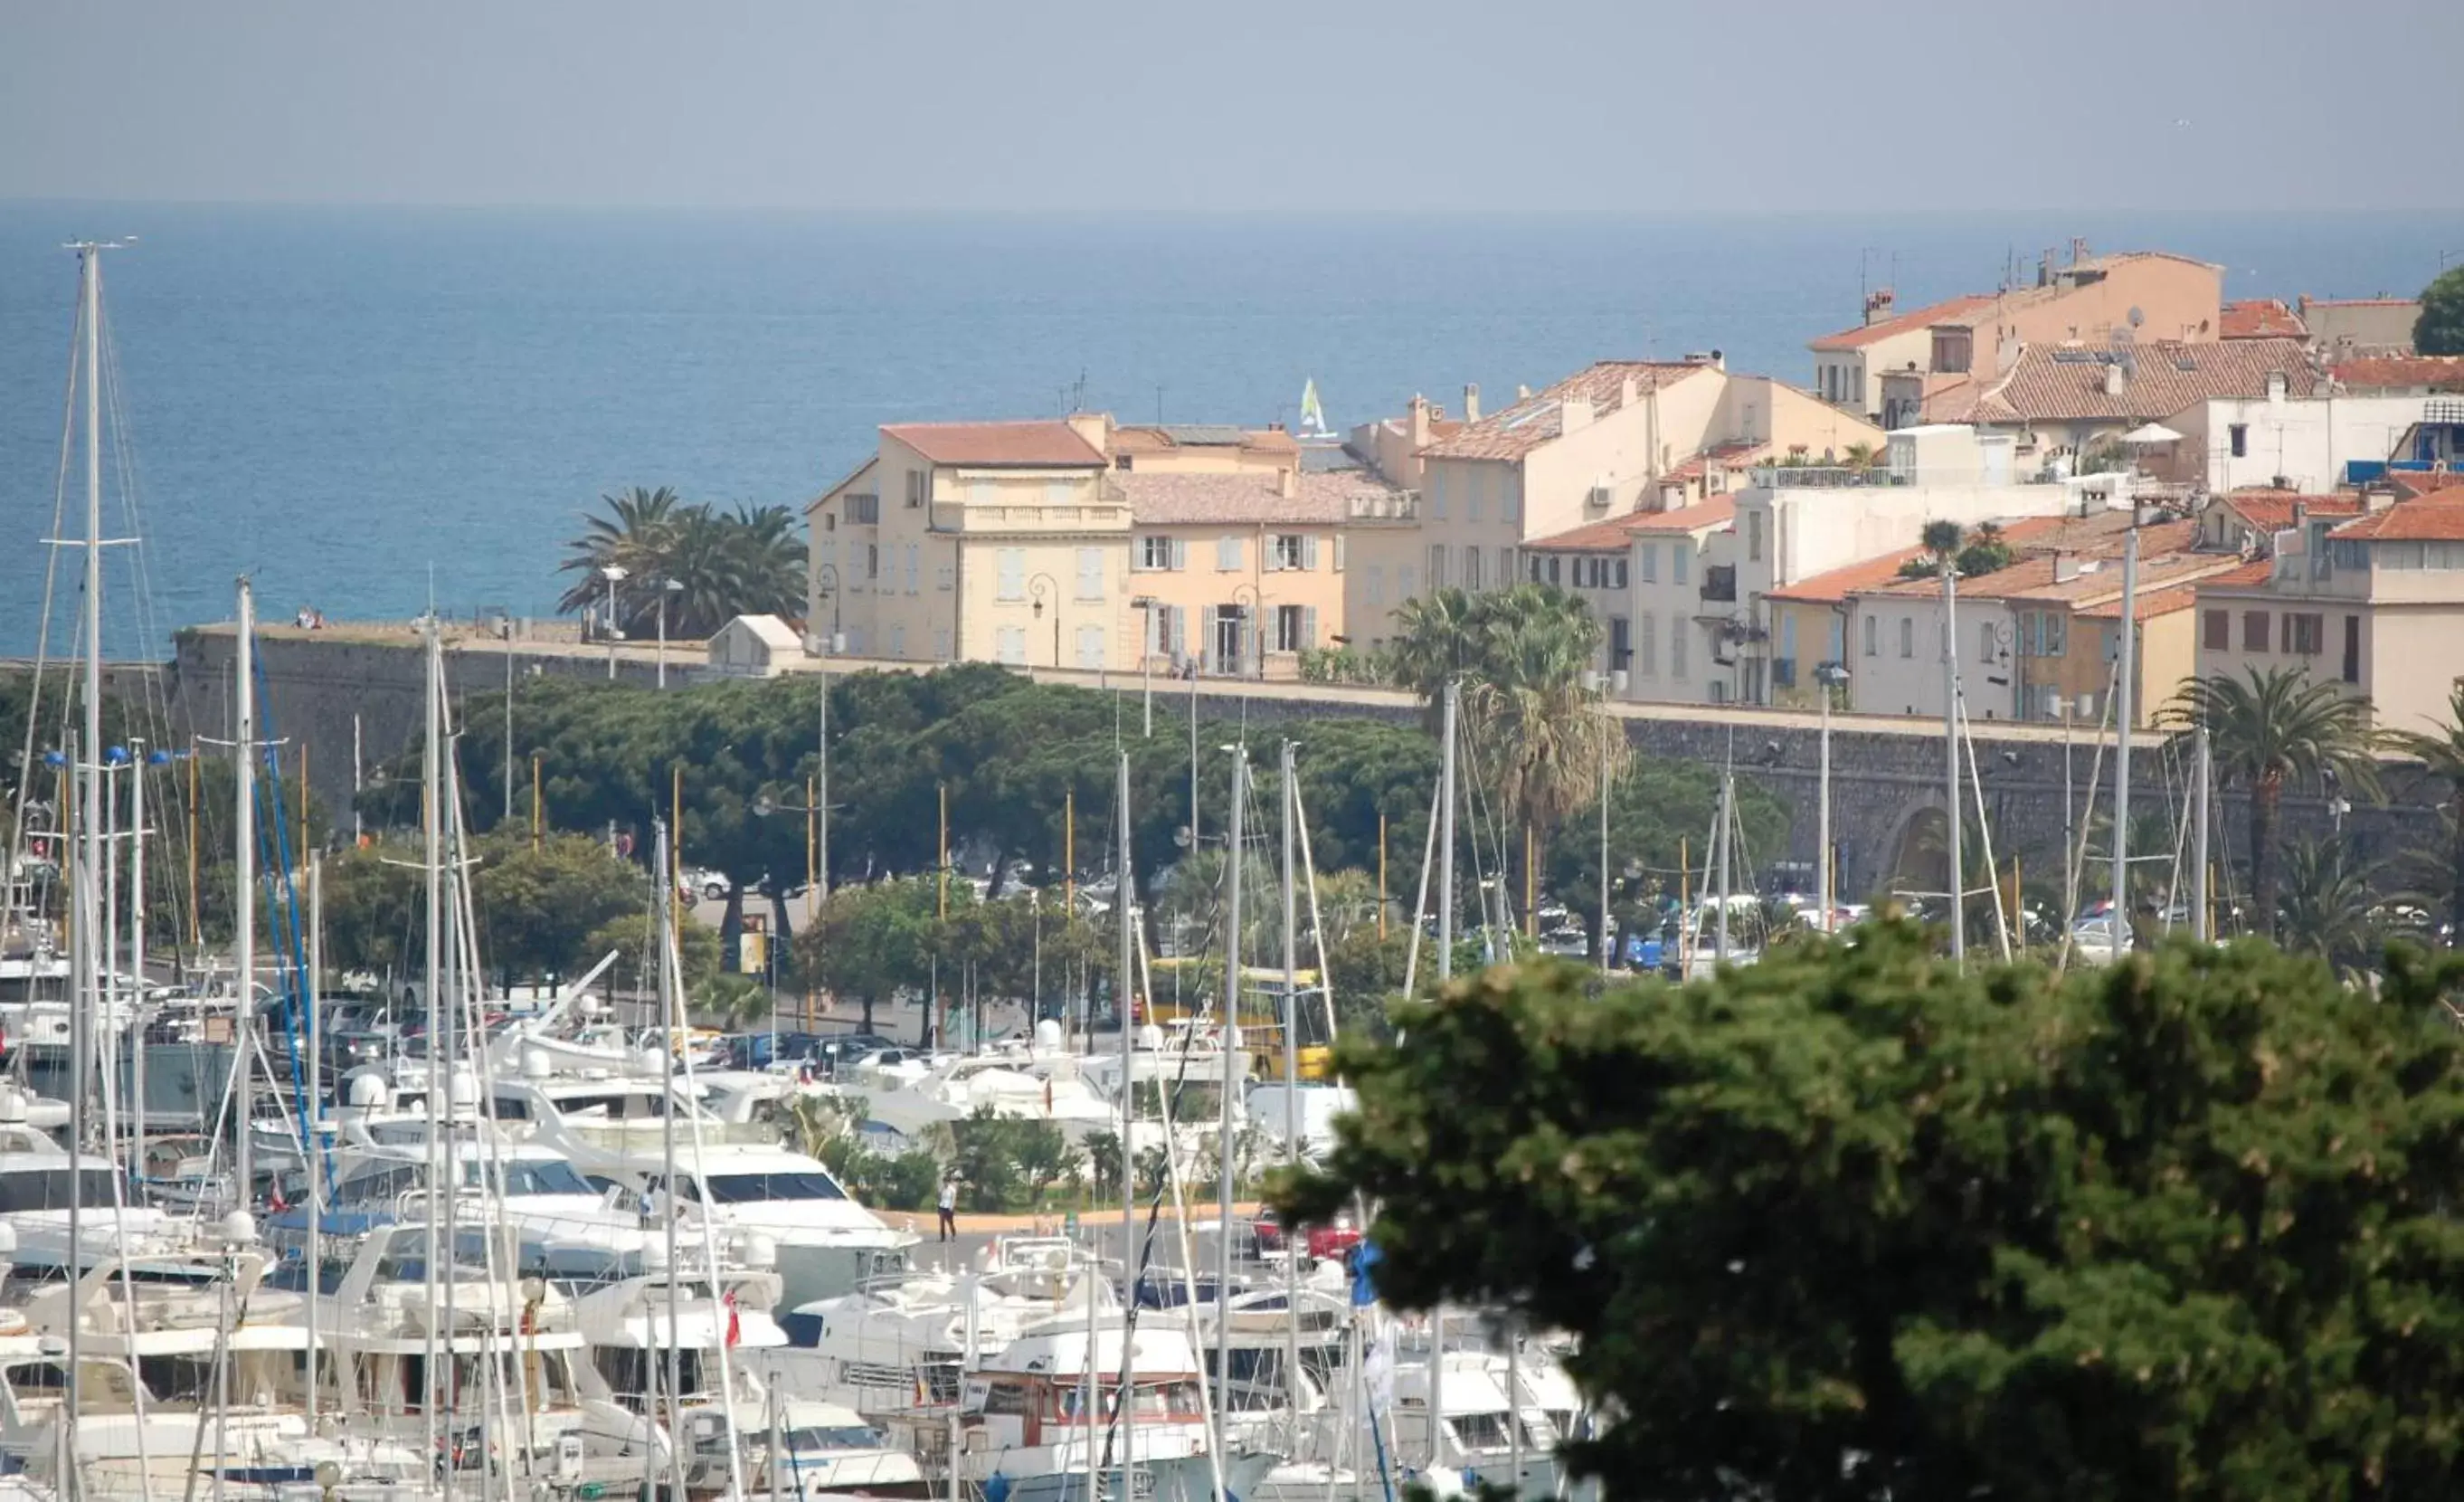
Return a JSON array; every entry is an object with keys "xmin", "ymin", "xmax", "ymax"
[
  {"xmin": 1250, "ymin": 1207, "xmax": 1361, "ymax": 1263},
  {"xmin": 681, "ymin": 867, "xmax": 732, "ymax": 902}
]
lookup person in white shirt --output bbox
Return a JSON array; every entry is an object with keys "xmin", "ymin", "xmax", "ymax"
[{"xmin": 937, "ymin": 1176, "xmax": 958, "ymax": 1241}]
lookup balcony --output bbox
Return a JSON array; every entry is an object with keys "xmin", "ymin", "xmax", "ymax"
[
  {"xmin": 1746, "ymin": 463, "xmax": 2058, "ymax": 490},
  {"xmin": 1345, "ymin": 490, "xmax": 1421, "ymax": 523},
  {"xmin": 929, "ymin": 499, "xmax": 1130, "ymax": 535},
  {"xmin": 1700, "ymin": 565, "xmax": 1737, "ymax": 604}
]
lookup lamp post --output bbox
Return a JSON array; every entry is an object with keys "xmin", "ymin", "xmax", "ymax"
[
  {"xmin": 600, "ymin": 564, "xmax": 629, "ymax": 680},
  {"xmin": 812, "ymin": 564, "xmax": 842, "ymax": 650},
  {"xmin": 1813, "ymin": 661, "xmax": 1851, "ymax": 931},
  {"xmin": 1130, "ymin": 595, "xmax": 1160, "ymax": 736},
  {"xmin": 1028, "ymin": 573, "xmax": 1059, "ymax": 668},
  {"xmin": 655, "ymin": 577, "xmax": 685, "ymax": 689},
  {"xmin": 1229, "ymin": 584, "xmax": 1262, "ymax": 680}
]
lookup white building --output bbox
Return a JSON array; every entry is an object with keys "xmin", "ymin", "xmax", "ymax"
[
  {"xmin": 708, "ymin": 614, "xmax": 806, "ymax": 678},
  {"xmin": 2167, "ymin": 389, "xmax": 2437, "ymax": 495}
]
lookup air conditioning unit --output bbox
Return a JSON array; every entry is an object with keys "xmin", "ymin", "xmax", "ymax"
[{"xmin": 1587, "ymin": 484, "xmax": 1615, "ymax": 510}]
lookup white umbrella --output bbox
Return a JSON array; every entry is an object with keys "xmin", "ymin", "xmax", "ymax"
[{"xmin": 2122, "ymin": 422, "xmax": 2184, "ymax": 444}]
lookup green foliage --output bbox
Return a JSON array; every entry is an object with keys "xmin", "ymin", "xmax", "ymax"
[
  {"xmin": 1282, "ymin": 928, "xmax": 2464, "ymax": 1499},
  {"xmin": 2167, "ymin": 667, "xmax": 2382, "ymax": 939},
  {"xmin": 792, "ymin": 877, "xmax": 943, "ymax": 1037},
  {"xmin": 817, "ymin": 1133, "xmax": 942, "ymax": 1213},
  {"xmin": 2274, "ymin": 840, "xmax": 2398, "ymax": 976},
  {"xmin": 2417, "ymin": 265, "xmax": 2464, "ymax": 356},
  {"xmin": 318, "ymin": 840, "xmax": 425, "ymax": 974},
  {"xmin": 1898, "ymin": 519, "xmax": 2011, "ymax": 581},
  {"xmin": 1542, "ymin": 754, "xmax": 1789, "ymax": 955},
  {"xmin": 692, "ymin": 972, "xmax": 774, "ymax": 1030},
  {"xmin": 556, "ymin": 486, "xmax": 803, "ymax": 636},
  {"xmin": 2383, "ymin": 681, "xmax": 2464, "ymax": 943},
  {"xmin": 469, "ymin": 831, "xmax": 650, "ymax": 982},
  {"xmin": 580, "ymin": 908, "xmax": 720, "ymax": 996}
]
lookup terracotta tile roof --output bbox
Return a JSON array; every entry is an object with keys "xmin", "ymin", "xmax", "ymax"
[
  {"xmin": 1930, "ymin": 338, "xmax": 2318, "ymax": 425},
  {"xmin": 2216, "ymin": 490, "xmax": 2364, "ymax": 533},
  {"xmin": 2221, "ymin": 299, "xmax": 2307, "ymax": 339},
  {"xmin": 1853, "ymin": 518, "xmax": 2201, "ymax": 601},
  {"xmin": 2305, "ymin": 297, "xmax": 2418, "ymax": 309},
  {"xmin": 2078, "ymin": 583, "xmax": 2202, "ymax": 621},
  {"xmin": 1420, "ymin": 362, "xmax": 1710, "ymax": 461},
  {"xmin": 1766, "ymin": 545, "xmax": 1935, "ymax": 604},
  {"xmin": 883, "ymin": 421, "xmax": 1106, "ymax": 468},
  {"xmin": 1118, "ymin": 470, "xmax": 1398, "ymax": 527},
  {"xmin": 1808, "ymin": 294, "xmax": 1997, "ymax": 352},
  {"xmin": 1109, "ymin": 423, "xmax": 1300, "ymax": 456},
  {"xmin": 1527, "ymin": 499, "xmax": 1739, "ymax": 552},
  {"xmin": 2329, "ymin": 499, "xmax": 2464, "ymax": 542},
  {"xmin": 2198, "ymin": 559, "xmax": 2278, "ymax": 590},
  {"xmin": 1661, "ymin": 441, "xmax": 1768, "ymax": 482},
  {"xmin": 2003, "ymin": 551, "xmax": 2241, "ymax": 605},
  {"xmin": 2330, "ymin": 356, "xmax": 2464, "ymax": 393},
  {"xmin": 2393, "ymin": 471, "xmax": 2464, "ymax": 500}
]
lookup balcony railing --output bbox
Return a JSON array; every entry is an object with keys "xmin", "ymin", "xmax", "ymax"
[
  {"xmin": 1746, "ymin": 464, "xmax": 2058, "ymax": 490},
  {"xmin": 1344, "ymin": 490, "xmax": 1420, "ymax": 522}
]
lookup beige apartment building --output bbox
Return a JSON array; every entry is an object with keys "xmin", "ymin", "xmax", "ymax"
[
  {"xmin": 2194, "ymin": 496, "xmax": 2464, "ymax": 737},
  {"xmin": 1809, "ymin": 247, "xmax": 2225, "ymax": 426},
  {"xmin": 806, "ymin": 418, "xmax": 1135, "ymax": 670},
  {"xmin": 1342, "ymin": 356, "xmax": 1883, "ymax": 649}
]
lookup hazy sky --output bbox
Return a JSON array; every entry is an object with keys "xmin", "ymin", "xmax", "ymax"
[{"xmin": 5, "ymin": 0, "xmax": 2459, "ymax": 212}]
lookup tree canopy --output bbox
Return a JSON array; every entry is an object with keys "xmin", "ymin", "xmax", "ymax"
[
  {"xmin": 1282, "ymin": 929, "xmax": 2464, "ymax": 1500},
  {"xmin": 2416, "ymin": 265, "xmax": 2464, "ymax": 356},
  {"xmin": 556, "ymin": 485, "xmax": 804, "ymax": 637}
]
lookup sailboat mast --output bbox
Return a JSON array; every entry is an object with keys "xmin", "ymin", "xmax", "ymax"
[
  {"xmin": 67, "ymin": 252, "xmax": 105, "ymax": 1476},
  {"xmin": 420, "ymin": 614, "xmax": 443, "ymax": 1457},
  {"xmin": 1713, "ymin": 744, "xmax": 1733, "ymax": 965},
  {"xmin": 306, "ymin": 854, "xmax": 323, "ymax": 1422},
  {"xmin": 1278, "ymin": 740, "xmax": 1303, "ymax": 1435},
  {"xmin": 656, "ymin": 816, "xmax": 684, "ymax": 1476},
  {"xmin": 235, "ymin": 580, "xmax": 257, "ymax": 1194},
  {"xmin": 1436, "ymin": 682, "xmax": 1456, "ymax": 980},
  {"xmin": 1217, "ymin": 745, "xmax": 1244, "ymax": 1459},
  {"xmin": 1114, "ymin": 748, "xmax": 1137, "ymax": 1474},
  {"xmin": 2111, "ymin": 527, "xmax": 2139, "ymax": 946},
  {"xmin": 130, "ymin": 740, "xmax": 147, "ymax": 1147},
  {"xmin": 2192, "ymin": 723, "xmax": 2212, "ymax": 942}
]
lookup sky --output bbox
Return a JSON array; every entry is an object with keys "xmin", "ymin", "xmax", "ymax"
[{"xmin": 3, "ymin": 0, "xmax": 2460, "ymax": 213}]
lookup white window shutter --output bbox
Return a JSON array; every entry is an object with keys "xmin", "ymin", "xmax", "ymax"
[
  {"xmin": 1333, "ymin": 535, "xmax": 1347, "ymax": 572},
  {"xmin": 1171, "ymin": 537, "xmax": 1189, "ymax": 571},
  {"xmin": 1303, "ymin": 536, "xmax": 1320, "ymax": 571},
  {"xmin": 1303, "ymin": 606, "xmax": 1319, "ymax": 650}
]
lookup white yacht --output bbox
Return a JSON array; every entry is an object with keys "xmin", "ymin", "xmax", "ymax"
[{"xmin": 640, "ymin": 1144, "xmax": 917, "ymax": 1309}]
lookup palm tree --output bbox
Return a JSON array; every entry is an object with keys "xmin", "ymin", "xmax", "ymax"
[
  {"xmin": 1386, "ymin": 587, "xmax": 1485, "ymax": 710},
  {"xmin": 2167, "ymin": 668, "xmax": 2381, "ymax": 940},
  {"xmin": 2275, "ymin": 841, "xmax": 2386, "ymax": 978},
  {"xmin": 2383, "ymin": 682, "xmax": 2464, "ymax": 945},
  {"xmin": 1919, "ymin": 519, "xmax": 1965, "ymax": 566},
  {"xmin": 558, "ymin": 485, "xmax": 683, "ymax": 623}
]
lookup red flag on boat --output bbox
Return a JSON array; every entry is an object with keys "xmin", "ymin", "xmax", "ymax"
[{"xmin": 724, "ymin": 1289, "xmax": 742, "ymax": 1348}]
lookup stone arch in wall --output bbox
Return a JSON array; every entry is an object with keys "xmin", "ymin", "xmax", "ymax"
[{"xmin": 1880, "ymin": 796, "xmax": 1953, "ymax": 905}]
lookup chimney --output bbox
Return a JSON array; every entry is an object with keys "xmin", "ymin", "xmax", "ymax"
[
  {"xmin": 1711, "ymin": 347, "xmax": 1726, "ymax": 372},
  {"xmin": 1620, "ymin": 375, "xmax": 1638, "ymax": 408},
  {"xmin": 2365, "ymin": 485, "xmax": 2397, "ymax": 514},
  {"xmin": 1517, "ymin": 384, "xmax": 1531, "ymax": 400},
  {"xmin": 1407, "ymin": 394, "xmax": 1431, "ymax": 447},
  {"xmin": 2053, "ymin": 550, "xmax": 2081, "ymax": 584},
  {"xmin": 2070, "ymin": 236, "xmax": 2090, "ymax": 265},
  {"xmin": 1559, "ymin": 396, "xmax": 1595, "ymax": 434},
  {"xmin": 1066, "ymin": 411, "xmax": 1111, "ymax": 454},
  {"xmin": 2038, "ymin": 250, "xmax": 2053, "ymax": 288},
  {"xmin": 1463, "ymin": 383, "xmax": 1481, "ymax": 423},
  {"xmin": 1863, "ymin": 289, "xmax": 1897, "ymax": 327},
  {"xmin": 2103, "ymin": 359, "xmax": 2128, "ymax": 397}
]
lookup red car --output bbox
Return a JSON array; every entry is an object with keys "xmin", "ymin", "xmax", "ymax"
[{"xmin": 1251, "ymin": 1209, "xmax": 1361, "ymax": 1262}]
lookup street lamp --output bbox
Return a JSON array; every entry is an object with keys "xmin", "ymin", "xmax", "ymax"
[
  {"xmin": 1130, "ymin": 595, "xmax": 1161, "ymax": 736},
  {"xmin": 599, "ymin": 565, "xmax": 629, "ymax": 680},
  {"xmin": 655, "ymin": 577, "xmax": 686, "ymax": 689},
  {"xmin": 498, "ymin": 618, "xmax": 516, "ymax": 820},
  {"xmin": 812, "ymin": 564, "xmax": 842, "ymax": 652},
  {"xmin": 1028, "ymin": 573, "xmax": 1060, "ymax": 668},
  {"xmin": 1813, "ymin": 661, "xmax": 1852, "ymax": 932},
  {"xmin": 1229, "ymin": 584, "xmax": 1262, "ymax": 680}
]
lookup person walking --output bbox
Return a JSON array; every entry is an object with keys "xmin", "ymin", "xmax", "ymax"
[{"xmin": 938, "ymin": 1175, "xmax": 959, "ymax": 1242}]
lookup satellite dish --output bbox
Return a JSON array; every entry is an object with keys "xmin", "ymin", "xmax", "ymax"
[
  {"xmin": 2127, "ymin": 306, "xmax": 2145, "ymax": 328},
  {"xmin": 1173, "ymin": 825, "xmax": 1192, "ymax": 848}
]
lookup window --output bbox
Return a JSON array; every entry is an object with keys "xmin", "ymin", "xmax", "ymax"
[
  {"xmin": 1640, "ymin": 545, "xmax": 1659, "ymax": 584},
  {"xmin": 1671, "ymin": 617, "xmax": 1689, "ymax": 679},
  {"xmin": 2229, "ymin": 423, "xmax": 2249, "ymax": 458},
  {"xmin": 1673, "ymin": 543, "xmax": 1692, "ymax": 586},
  {"xmin": 934, "ymin": 563, "xmax": 952, "ymax": 591},
  {"xmin": 1467, "ymin": 468, "xmax": 1485, "ymax": 522},
  {"xmin": 1271, "ymin": 534, "xmax": 1306, "ymax": 571},
  {"xmin": 1044, "ymin": 480, "xmax": 1074, "ymax": 506},
  {"xmin": 2202, "ymin": 609, "xmax": 2229, "ymax": 651},
  {"xmin": 1530, "ymin": 554, "xmax": 1546, "ymax": 583},
  {"xmin": 1782, "ymin": 613, "xmax": 1799, "ymax": 663},
  {"xmin": 1504, "ymin": 471, "xmax": 1522, "ymax": 524},
  {"xmin": 2288, "ymin": 612, "xmax": 2324, "ymax": 656},
  {"xmin": 847, "ymin": 493, "xmax": 880, "ymax": 525},
  {"xmin": 1609, "ymin": 614, "xmax": 1631, "ymax": 669},
  {"xmin": 1863, "ymin": 614, "xmax": 1877, "ymax": 657},
  {"xmin": 1366, "ymin": 565, "xmax": 1386, "ymax": 605},
  {"xmin": 1930, "ymin": 328, "xmax": 1973, "ymax": 375},
  {"xmin": 1827, "ymin": 615, "xmax": 1844, "ymax": 663},
  {"xmin": 1980, "ymin": 621, "xmax": 1997, "ymax": 661},
  {"xmin": 1332, "ymin": 534, "xmax": 1347, "ymax": 572},
  {"xmin": 1498, "ymin": 547, "xmax": 1514, "ymax": 585},
  {"xmin": 1076, "ymin": 624, "xmax": 1105, "ymax": 669},
  {"xmin": 970, "ymin": 478, "xmax": 995, "ymax": 506},
  {"xmin": 996, "ymin": 548, "xmax": 1025, "ymax": 601},
  {"xmin": 1899, "ymin": 616, "xmax": 1914, "ymax": 658},
  {"xmin": 1430, "ymin": 469, "xmax": 1449, "ymax": 519},
  {"xmin": 1613, "ymin": 559, "xmax": 1629, "ymax": 590},
  {"xmin": 1137, "ymin": 536, "xmax": 1173, "ymax": 572},
  {"xmin": 866, "ymin": 544, "xmax": 879, "ymax": 581},
  {"xmin": 1747, "ymin": 510, "xmax": 1764, "ymax": 563},
  {"xmin": 1076, "ymin": 547, "xmax": 1104, "ymax": 602},
  {"xmin": 903, "ymin": 545, "xmax": 919, "ymax": 594},
  {"xmin": 2342, "ymin": 614, "xmax": 2360, "ymax": 683},
  {"xmin": 1398, "ymin": 565, "xmax": 1417, "ymax": 599},
  {"xmin": 889, "ymin": 624, "xmax": 906, "ymax": 657},
  {"xmin": 1547, "ymin": 556, "xmax": 1561, "ymax": 585},
  {"xmin": 2242, "ymin": 609, "xmax": 2270, "ymax": 652},
  {"xmin": 1428, "ymin": 545, "xmax": 1448, "ymax": 588},
  {"xmin": 1464, "ymin": 548, "xmax": 1483, "ymax": 591},
  {"xmin": 1271, "ymin": 604, "xmax": 1319, "ymax": 653},
  {"xmin": 995, "ymin": 627, "xmax": 1026, "ymax": 665},
  {"xmin": 1216, "ymin": 536, "xmax": 1243, "ymax": 572},
  {"xmin": 933, "ymin": 627, "xmax": 952, "ymax": 661},
  {"xmin": 905, "ymin": 470, "xmax": 926, "ymax": 508},
  {"xmin": 1636, "ymin": 613, "xmax": 1657, "ymax": 677}
]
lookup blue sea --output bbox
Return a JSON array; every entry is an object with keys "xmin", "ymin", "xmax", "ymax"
[{"xmin": 2, "ymin": 204, "xmax": 2458, "ymax": 656}]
